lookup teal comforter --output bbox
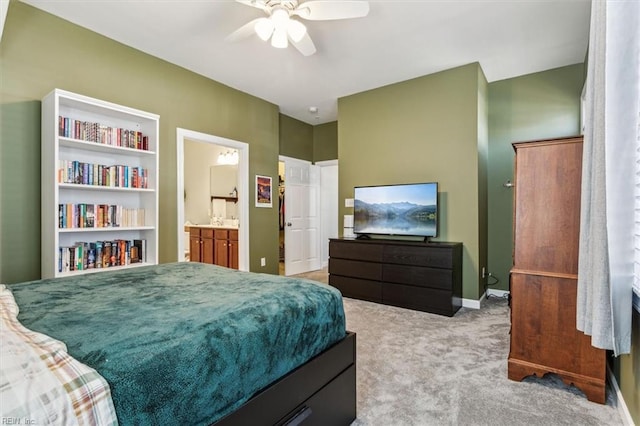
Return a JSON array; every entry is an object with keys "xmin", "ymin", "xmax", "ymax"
[{"xmin": 9, "ymin": 262, "xmax": 346, "ymax": 425}]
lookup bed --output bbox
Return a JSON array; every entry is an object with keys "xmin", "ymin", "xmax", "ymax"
[{"xmin": 2, "ymin": 262, "xmax": 356, "ymax": 425}]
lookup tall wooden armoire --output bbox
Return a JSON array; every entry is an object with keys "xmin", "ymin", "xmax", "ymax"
[{"xmin": 508, "ymin": 136, "xmax": 607, "ymax": 404}]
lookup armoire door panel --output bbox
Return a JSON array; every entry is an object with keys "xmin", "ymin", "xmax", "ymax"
[{"xmin": 513, "ymin": 139, "xmax": 583, "ymax": 275}]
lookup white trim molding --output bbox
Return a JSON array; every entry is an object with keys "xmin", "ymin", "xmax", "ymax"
[
  {"xmin": 487, "ymin": 288, "xmax": 510, "ymax": 299},
  {"xmin": 608, "ymin": 365, "xmax": 635, "ymax": 426},
  {"xmin": 462, "ymin": 295, "xmax": 483, "ymax": 310},
  {"xmin": 463, "ymin": 289, "xmax": 511, "ymax": 310},
  {"xmin": 176, "ymin": 128, "xmax": 250, "ymax": 271},
  {"xmin": 0, "ymin": 0, "xmax": 9, "ymax": 43}
]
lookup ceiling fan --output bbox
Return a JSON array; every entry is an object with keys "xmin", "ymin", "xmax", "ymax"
[{"xmin": 226, "ymin": 0, "xmax": 370, "ymax": 56}]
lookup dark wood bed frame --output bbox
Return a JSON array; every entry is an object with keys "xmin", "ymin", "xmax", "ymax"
[{"xmin": 215, "ymin": 332, "xmax": 356, "ymax": 426}]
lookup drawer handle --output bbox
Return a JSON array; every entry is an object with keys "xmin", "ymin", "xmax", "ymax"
[{"xmin": 284, "ymin": 406, "xmax": 312, "ymax": 426}]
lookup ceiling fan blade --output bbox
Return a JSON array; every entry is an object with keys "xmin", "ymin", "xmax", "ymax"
[
  {"xmin": 234, "ymin": 0, "xmax": 268, "ymax": 12},
  {"xmin": 225, "ymin": 18, "xmax": 262, "ymax": 43},
  {"xmin": 293, "ymin": 1, "xmax": 369, "ymax": 21},
  {"xmin": 290, "ymin": 31, "xmax": 316, "ymax": 56}
]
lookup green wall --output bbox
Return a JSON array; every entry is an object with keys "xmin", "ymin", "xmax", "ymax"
[
  {"xmin": 487, "ymin": 64, "xmax": 584, "ymax": 291},
  {"xmin": 0, "ymin": 2, "xmax": 280, "ymax": 283},
  {"xmin": 313, "ymin": 121, "xmax": 338, "ymax": 162},
  {"xmin": 619, "ymin": 309, "xmax": 640, "ymax": 424},
  {"xmin": 338, "ymin": 63, "xmax": 487, "ymax": 301},
  {"xmin": 279, "ymin": 114, "xmax": 338, "ymax": 163},
  {"xmin": 279, "ymin": 114, "xmax": 313, "ymax": 161}
]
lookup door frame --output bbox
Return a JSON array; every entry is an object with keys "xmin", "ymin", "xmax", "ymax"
[
  {"xmin": 177, "ymin": 128, "xmax": 249, "ymax": 271},
  {"xmin": 316, "ymin": 159, "xmax": 338, "ymax": 268}
]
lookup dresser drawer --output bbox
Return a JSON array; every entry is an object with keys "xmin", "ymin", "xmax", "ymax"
[
  {"xmin": 382, "ymin": 264, "xmax": 453, "ymax": 290},
  {"xmin": 382, "ymin": 283, "xmax": 454, "ymax": 316},
  {"xmin": 329, "ymin": 275, "xmax": 382, "ymax": 303},
  {"xmin": 383, "ymin": 245, "xmax": 454, "ymax": 269},
  {"xmin": 329, "ymin": 241, "xmax": 383, "ymax": 262},
  {"xmin": 328, "ymin": 258, "xmax": 382, "ymax": 281}
]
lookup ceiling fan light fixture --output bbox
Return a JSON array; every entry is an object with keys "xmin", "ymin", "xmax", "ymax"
[
  {"xmin": 287, "ymin": 19, "xmax": 307, "ymax": 42},
  {"xmin": 231, "ymin": 0, "xmax": 371, "ymax": 56},
  {"xmin": 271, "ymin": 27, "xmax": 288, "ymax": 48},
  {"xmin": 254, "ymin": 17, "xmax": 274, "ymax": 41},
  {"xmin": 271, "ymin": 7, "xmax": 289, "ymax": 26}
]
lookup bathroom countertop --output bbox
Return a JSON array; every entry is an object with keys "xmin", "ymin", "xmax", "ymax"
[{"xmin": 185, "ymin": 224, "xmax": 239, "ymax": 230}]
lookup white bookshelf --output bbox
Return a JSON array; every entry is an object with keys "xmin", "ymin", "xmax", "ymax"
[{"xmin": 41, "ymin": 89, "xmax": 159, "ymax": 278}]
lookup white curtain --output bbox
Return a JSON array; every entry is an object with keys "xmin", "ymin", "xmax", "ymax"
[{"xmin": 577, "ymin": 0, "xmax": 640, "ymax": 356}]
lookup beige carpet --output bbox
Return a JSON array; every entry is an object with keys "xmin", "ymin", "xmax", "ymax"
[{"xmin": 292, "ymin": 268, "xmax": 626, "ymax": 426}]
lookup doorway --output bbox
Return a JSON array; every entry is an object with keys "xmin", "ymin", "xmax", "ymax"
[
  {"xmin": 176, "ymin": 128, "xmax": 249, "ymax": 271},
  {"xmin": 278, "ymin": 161, "xmax": 285, "ymax": 275}
]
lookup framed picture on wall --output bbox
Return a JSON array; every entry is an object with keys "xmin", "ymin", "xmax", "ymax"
[{"xmin": 255, "ymin": 175, "xmax": 273, "ymax": 208}]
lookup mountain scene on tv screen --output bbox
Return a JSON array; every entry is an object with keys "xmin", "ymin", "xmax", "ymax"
[{"xmin": 354, "ymin": 199, "xmax": 437, "ymax": 235}]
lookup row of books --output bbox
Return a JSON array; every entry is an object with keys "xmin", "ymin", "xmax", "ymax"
[
  {"xmin": 58, "ymin": 203, "xmax": 145, "ymax": 229},
  {"xmin": 58, "ymin": 115, "xmax": 150, "ymax": 151},
  {"xmin": 58, "ymin": 160, "xmax": 149, "ymax": 189},
  {"xmin": 58, "ymin": 239, "xmax": 147, "ymax": 273}
]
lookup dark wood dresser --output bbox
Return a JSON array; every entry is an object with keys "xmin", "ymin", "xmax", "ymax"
[
  {"xmin": 508, "ymin": 136, "xmax": 606, "ymax": 403},
  {"xmin": 328, "ymin": 238, "xmax": 462, "ymax": 316}
]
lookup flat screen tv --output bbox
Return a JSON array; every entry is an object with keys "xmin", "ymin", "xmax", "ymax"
[{"xmin": 353, "ymin": 182, "xmax": 438, "ymax": 238}]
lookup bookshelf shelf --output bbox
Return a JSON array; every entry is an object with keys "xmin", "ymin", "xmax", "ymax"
[
  {"xmin": 59, "ymin": 183, "xmax": 156, "ymax": 193},
  {"xmin": 55, "ymin": 262, "xmax": 153, "ymax": 278},
  {"xmin": 59, "ymin": 137, "xmax": 156, "ymax": 156},
  {"xmin": 58, "ymin": 226, "xmax": 156, "ymax": 234},
  {"xmin": 42, "ymin": 89, "xmax": 159, "ymax": 278}
]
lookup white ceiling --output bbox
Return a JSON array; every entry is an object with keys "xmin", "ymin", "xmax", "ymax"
[{"xmin": 19, "ymin": 0, "xmax": 591, "ymax": 125}]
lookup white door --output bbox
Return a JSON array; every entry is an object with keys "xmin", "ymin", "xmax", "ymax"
[{"xmin": 283, "ymin": 157, "xmax": 321, "ymax": 275}]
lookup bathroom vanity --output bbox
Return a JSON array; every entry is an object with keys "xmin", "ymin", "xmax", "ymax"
[{"xmin": 189, "ymin": 225, "xmax": 239, "ymax": 269}]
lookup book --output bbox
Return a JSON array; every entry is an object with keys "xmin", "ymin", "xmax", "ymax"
[
  {"xmin": 119, "ymin": 240, "xmax": 126, "ymax": 266},
  {"xmin": 95, "ymin": 242, "xmax": 103, "ymax": 268},
  {"xmin": 87, "ymin": 243, "xmax": 96, "ymax": 269},
  {"xmin": 111, "ymin": 241, "xmax": 118, "ymax": 266},
  {"xmin": 86, "ymin": 204, "xmax": 95, "ymax": 228},
  {"xmin": 76, "ymin": 243, "xmax": 83, "ymax": 271},
  {"xmin": 130, "ymin": 243, "xmax": 139, "ymax": 263},
  {"xmin": 133, "ymin": 239, "xmax": 145, "ymax": 263},
  {"xmin": 103, "ymin": 241, "xmax": 111, "ymax": 268}
]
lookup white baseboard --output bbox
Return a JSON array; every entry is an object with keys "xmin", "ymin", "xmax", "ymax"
[
  {"xmin": 462, "ymin": 293, "xmax": 484, "ymax": 309},
  {"xmin": 608, "ymin": 365, "xmax": 635, "ymax": 426},
  {"xmin": 463, "ymin": 289, "xmax": 510, "ymax": 310}
]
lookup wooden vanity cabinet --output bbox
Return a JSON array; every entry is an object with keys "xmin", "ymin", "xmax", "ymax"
[
  {"xmin": 189, "ymin": 226, "xmax": 238, "ymax": 269},
  {"xmin": 190, "ymin": 227, "xmax": 214, "ymax": 264},
  {"xmin": 214, "ymin": 229, "xmax": 239, "ymax": 269}
]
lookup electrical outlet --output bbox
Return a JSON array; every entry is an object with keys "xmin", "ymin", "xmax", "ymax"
[{"xmin": 260, "ymin": 257, "xmax": 266, "ymax": 267}]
